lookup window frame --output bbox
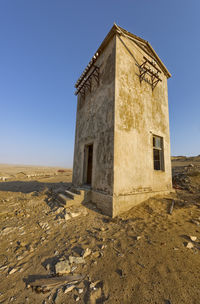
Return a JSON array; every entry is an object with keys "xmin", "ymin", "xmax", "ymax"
[{"xmin": 152, "ymin": 135, "xmax": 165, "ymax": 171}]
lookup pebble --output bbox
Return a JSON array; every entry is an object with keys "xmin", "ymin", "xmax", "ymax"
[
  {"xmin": 78, "ymin": 288, "xmax": 84, "ymax": 294},
  {"xmin": 70, "ymin": 212, "xmax": 81, "ymax": 218},
  {"xmin": 65, "ymin": 213, "xmax": 71, "ymax": 221},
  {"xmin": 190, "ymin": 236, "xmax": 197, "ymax": 241},
  {"xmin": 8, "ymin": 268, "xmax": 18, "ymax": 274},
  {"xmin": 56, "ymin": 207, "xmax": 64, "ymax": 214},
  {"xmin": 92, "ymin": 251, "xmax": 100, "ymax": 258},
  {"xmin": 64, "ymin": 284, "xmax": 75, "ymax": 294},
  {"xmin": 55, "ymin": 260, "xmax": 71, "ymax": 274},
  {"xmin": 90, "ymin": 280, "xmax": 101, "ymax": 289},
  {"xmin": 83, "ymin": 248, "xmax": 91, "ymax": 258},
  {"xmin": 2, "ymin": 227, "xmax": 13, "ymax": 235},
  {"xmin": 186, "ymin": 242, "xmax": 194, "ymax": 249}
]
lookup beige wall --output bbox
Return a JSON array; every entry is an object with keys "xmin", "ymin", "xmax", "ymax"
[
  {"xmin": 72, "ymin": 36, "xmax": 116, "ymax": 195},
  {"xmin": 113, "ymin": 34, "xmax": 172, "ymax": 215}
]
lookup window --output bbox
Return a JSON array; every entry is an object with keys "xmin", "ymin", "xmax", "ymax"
[{"xmin": 153, "ymin": 135, "xmax": 164, "ymax": 171}]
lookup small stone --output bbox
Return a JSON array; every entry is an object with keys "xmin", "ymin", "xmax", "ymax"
[
  {"xmin": 83, "ymin": 248, "xmax": 91, "ymax": 258},
  {"xmin": 70, "ymin": 212, "xmax": 81, "ymax": 218},
  {"xmin": 55, "ymin": 260, "xmax": 71, "ymax": 274},
  {"xmin": 136, "ymin": 236, "xmax": 141, "ymax": 240},
  {"xmin": 65, "ymin": 213, "xmax": 71, "ymax": 221},
  {"xmin": 64, "ymin": 284, "xmax": 75, "ymax": 294},
  {"xmin": 90, "ymin": 280, "xmax": 101, "ymax": 289},
  {"xmin": 186, "ymin": 242, "xmax": 194, "ymax": 249},
  {"xmin": 100, "ymin": 227, "xmax": 106, "ymax": 232},
  {"xmin": 56, "ymin": 207, "xmax": 64, "ymax": 214},
  {"xmin": 74, "ymin": 295, "xmax": 80, "ymax": 301},
  {"xmin": 71, "ymin": 266, "xmax": 77, "ymax": 272},
  {"xmin": 192, "ymin": 220, "xmax": 200, "ymax": 226},
  {"xmin": 190, "ymin": 236, "xmax": 197, "ymax": 241},
  {"xmin": 8, "ymin": 268, "xmax": 17, "ymax": 274},
  {"xmin": 69, "ymin": 256, "xmax": 85, "ymax": 264},
  {"xmin": 17, "ymin": 255, "xmax": 24, "ymax": 261},
  {"xmin": 92, "ymin": 251, "xmax": 100, "ymax": 258},
  {"xmin": 2, "ymin": 227, "xmax": 13, "ymax": 235},
  {"xmin": 82, "ymin": 209, "xmax": 88, "ymax": 216},
  {"xmin": 78, "ymin": 288, "xmax": 84, "ymax": 294}
]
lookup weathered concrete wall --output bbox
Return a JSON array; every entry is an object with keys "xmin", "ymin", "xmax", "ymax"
[
  {"xmin": 72, "ymin": 36, "xmax": 116, "ymax": 196},
  {"xmin": 113, "ymin": 34, "xmax": 172, "ymax": 216}
]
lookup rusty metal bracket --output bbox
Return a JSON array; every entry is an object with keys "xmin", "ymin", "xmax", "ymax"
[
  {"xmin": 75, "ymin": 66, "xmax": 100, "ymax": 96},
  {"xmin": 138, "ymin": 57, "xmax": 162, "ymax": 91}
]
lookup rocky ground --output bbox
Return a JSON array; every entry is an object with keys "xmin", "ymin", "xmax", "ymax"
[{"xmin": 0, "ymin": 160, "xmax": 200, "ymax": 304}]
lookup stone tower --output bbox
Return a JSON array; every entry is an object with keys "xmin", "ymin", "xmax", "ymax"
[{"xmin": 72, "ymin": 24, "xmax": 173, "ymax": 217}]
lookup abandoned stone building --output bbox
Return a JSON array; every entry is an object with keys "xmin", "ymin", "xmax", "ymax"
[{"xmin": 72, "ymin": 24, "xmax": 172, "ymax": 217}]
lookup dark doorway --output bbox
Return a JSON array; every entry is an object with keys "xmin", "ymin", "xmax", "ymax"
[{"xmin": 85, "ymin": 144, "xmax": 93, "ymax": 185}]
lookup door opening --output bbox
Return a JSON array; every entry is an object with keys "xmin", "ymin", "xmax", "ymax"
[{"xmin": 84, "ymin": 144, "xmax": 93, "ymax": 185}]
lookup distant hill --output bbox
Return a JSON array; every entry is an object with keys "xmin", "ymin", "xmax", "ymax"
[{"xmin": 171, "ymin": 155, "xmax": 200, "ymax": 162}]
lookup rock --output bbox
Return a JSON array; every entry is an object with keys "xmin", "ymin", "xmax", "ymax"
[
  {"xmin": 190, "ymin": 236, "xmax": 197, "ymax": 241},
  {"xmin": 82, "ymin": 209, "xmax": 88, "ymax": 216},
  {"xmin": 186, "ymin": 242, "xmax": 194, "ymax": 249},
  {"xmin": 90, "ymin": 280, "xmax": 101, "ymax": 289},
  {"xmin": 92, "ymin": 251, "xmax": 100, "ymax": 259},
  {"xmin": 70, "ymin": 212, "xmax": 81, "ymax": 218},
  {"xmin": 64, "ymin": 284, "xmax": 75, "ymax": 294},
  {"xmin": 8, "ymin": 268, "xmax": 18, "ymax": 274},
  {"xmin": 83, "ymin": 248, "xmax": 91, "ymax": 258},
  {"xmin": 65, "ymin": 213, "xmax": 71, "ymax": 221},
  {"xmin": 69, "ymin": 256, "xmax": 85, "ymax": 264},
  {"xmin": 55, "ymin": 260, "xmax": 71, "ymax": 274},
  {"xmin": 78, "ymin": 288, "xmax": 84, "ymax": 294},
  {"xmin": 136, "ymin": 236, "xmax": 141, "ymax": 240},
  {"xmin": 74, "ymin": 295, "xmax": 80, "ymax": 302},
  {"xmin": 71, "ymin": 266, "xmax": 77, "ymax": 272},
  {"xmin": 55, "ymin": 207, "xmax": 64, "ymax": 214},
  {"xmin": 2, "ymin": 227, "xmax": 13, "ymax": 235}
]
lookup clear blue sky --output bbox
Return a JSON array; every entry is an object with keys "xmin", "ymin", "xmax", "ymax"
[{"xmin": 0, "ymin": 0, "xmax": 199, "ymax": 167}]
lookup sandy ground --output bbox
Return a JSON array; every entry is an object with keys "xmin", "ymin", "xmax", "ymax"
[{"xmin": 0, "ymin": 160, "xmax": 200, "ymax": 304}]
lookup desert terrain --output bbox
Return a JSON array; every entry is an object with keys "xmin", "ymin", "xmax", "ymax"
[{"xmin": 0, "ymin": 158, "xmax": 200, "ymax": 304}]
